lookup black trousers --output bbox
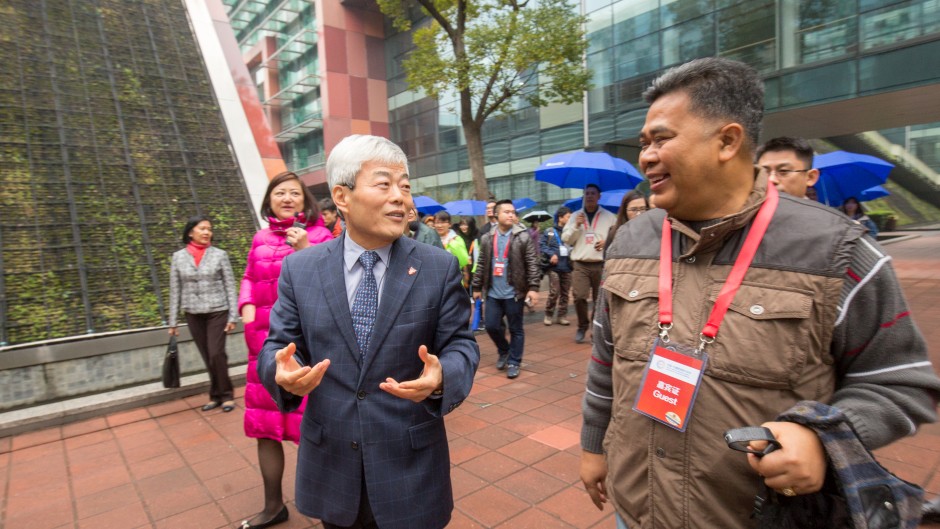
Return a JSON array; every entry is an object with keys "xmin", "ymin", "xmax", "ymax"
[{"xmin": 185, "ymin": 310, "xmax": 233, "ymax": 402}]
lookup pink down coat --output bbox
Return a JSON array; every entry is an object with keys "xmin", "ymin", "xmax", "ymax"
[{"xmin": 239, "ymin": 216, "xmax": 333, "ymax": 442}]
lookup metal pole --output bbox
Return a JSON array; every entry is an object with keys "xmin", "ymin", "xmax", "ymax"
[{"xmin": 581, "ymin": 0, "xmax": 589, "ymax": 148}]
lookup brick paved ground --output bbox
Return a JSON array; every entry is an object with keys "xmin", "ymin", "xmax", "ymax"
[{"xmin": 1, "ymin": 231, "xmax": 938, "ymax": 529}]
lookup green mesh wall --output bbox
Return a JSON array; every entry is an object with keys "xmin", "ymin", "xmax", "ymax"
[{"xmin": 0, "ymin": 0, "xmax": 258, "ymax": 346}]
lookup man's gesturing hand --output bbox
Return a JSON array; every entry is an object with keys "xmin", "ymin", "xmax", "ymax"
[
  {"xmin": 274, "ymin": 342, "xmax": 330, "ymax": 396},
  {"xmin": 380, "ymin": 345, "xmax": 443, "ymax": 402}
]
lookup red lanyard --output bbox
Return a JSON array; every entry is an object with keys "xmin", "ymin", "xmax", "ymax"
[
  {"xmin": 658, "ymin": 184, "xmax": 779, "ymax": 346},
  {"xmin": 493, "ymin": 230, "xmax": 511, "ymax": 262},
  {"xmin": 582, "ymin": 209, "xmax": 600, "ymax": 232}
]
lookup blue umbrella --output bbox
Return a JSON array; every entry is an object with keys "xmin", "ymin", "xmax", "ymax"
[
  {"xmin": 443, "ymin": 199, "xmax": 488, "ymax": 216},
  {"xmin": 535, "ymin": 151, "xmax": 643, "ymax": 191},
  {"xmin": 513, "ymin": 198, "xmax": 537, "ymax": 212},
  {"xmin": 413, "ymin": 196, "xmax": 445, "ymax": 214},
  {"xmin": 859, "ymin": 185, "xmax": 890, "ymax": 202},
  {"xmin": 813, "ymin": 151, "xmax": 894, "ymax": 206},
  {"xmin": 563, "ymin": 188, "xmax": 630, "ymax": 213}
]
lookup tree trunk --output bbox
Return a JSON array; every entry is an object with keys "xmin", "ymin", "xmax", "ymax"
[{"xmin": 462, "ymin": 118, "xmax": 490, "ymax": 200}]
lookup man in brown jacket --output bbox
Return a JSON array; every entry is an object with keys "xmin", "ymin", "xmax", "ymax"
[
  {"xmin": 472, "ymin": 199, "xmax": 541, "ymax": 379},
  {"xmin": 580, "ymin": 57, "xmax": 940, "ymax": 528}
]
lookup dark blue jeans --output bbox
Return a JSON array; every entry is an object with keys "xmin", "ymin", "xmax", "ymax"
[{"xmin": 484, "ymin": 295, "xmax": 525, "ymax": 366}]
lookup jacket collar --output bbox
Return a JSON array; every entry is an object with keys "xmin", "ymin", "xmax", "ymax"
[
  {"xmin": 268, "ymin": 212, "xmax": 325, "ymax": 234},
  {"xmin": 670, "ymin": 168, "xmax": 768, "ymax": 258}
]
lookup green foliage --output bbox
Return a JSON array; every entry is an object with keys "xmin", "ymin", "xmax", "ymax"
[
  {"xmin": 380, "ymin": 0, "xmax": 591, "ymax": 123},
  {"xmin": 377, "ymin": 0, "xmax": 592, "ymax": 199},
  {"xmin": 0, "ymin": 0, "xmax": 258, "ymax": 345}
]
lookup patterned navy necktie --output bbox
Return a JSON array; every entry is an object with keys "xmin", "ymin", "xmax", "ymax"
[{"xmin": 351, "ymin": 250, "xmax": 379, "ymax": 358}]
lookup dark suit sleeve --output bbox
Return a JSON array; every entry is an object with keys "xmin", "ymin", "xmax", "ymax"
[
  {"xmin": 426, "ymin": 254, "xmax": 480, "ymax": 417},
  {"xmin": 257, "ymin": 254, "xmax": 307, "ymax": 413}
]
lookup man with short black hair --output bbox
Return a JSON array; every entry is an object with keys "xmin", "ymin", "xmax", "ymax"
[
  {"xmin": 319, "ymin": 197, "xmax": 344, "ymax": 238},
  {"xmin": 580, "ymin": 57, "xmax": 939, "ymax": 529},
  {"xmin": 477, "ymin": 198, "xmax": 499, "ymax": 236},
  {"xmin": 755, "ymin": 136, "xmax": 820, "ymax": 199},
  {"xmin": 472, "ymin": 199, "xmax": 541, "ymax": 379},
  {"xmin": 562, "ymin": 183, "xmax": 616, "ymax": 343},
  {"xmin": 405, "ymin": 207, "xmax": 443, "ymax": 249}
]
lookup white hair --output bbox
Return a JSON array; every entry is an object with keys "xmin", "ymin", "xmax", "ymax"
[{"xmin": 326, "ymin": 135, "xmax": 409, "ymax": 189}]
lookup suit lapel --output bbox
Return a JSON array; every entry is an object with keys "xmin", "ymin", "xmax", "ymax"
[
  {"xmin": 360, "ymin": 237, "xmax": 420, "ymax": 376},
  {"xmin": 319, "ymin": 239, "xmax": 360, "ymax": 361}
]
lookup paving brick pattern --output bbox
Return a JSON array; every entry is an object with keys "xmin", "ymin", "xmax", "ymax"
[{"xmin": 1, "ymin": 231, "xmax": 939, "ymax": 528}]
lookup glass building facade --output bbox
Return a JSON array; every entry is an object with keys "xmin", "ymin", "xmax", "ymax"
[
  {"xmin": 222, "ymin": 0, "xmax": 325, "ymax": 174},
  {"xmin": 386, "ymin": 0, "xmax": 940, "ymax": 213},
  {"xmin": 0, "ymin": 0, "xmax": 258, "ymax": 346}
]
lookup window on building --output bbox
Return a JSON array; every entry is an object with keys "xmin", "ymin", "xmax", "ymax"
[
  {"xmin": 861, "ymin": 0, "xmax": 938, "ymax": 51},
  {"xmin": 797, "ymin": 0, "xmax": 857, "ymax": 64},
  {"xmin": 718, "ymin": 0, "xmax": 775, "ymax": 72},
  {"xmin": 663, "ymin": 14, "xmax": 715, "ymax": 67}
]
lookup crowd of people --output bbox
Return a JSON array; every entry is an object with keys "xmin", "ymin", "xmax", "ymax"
[{"xmin": 163, "ymin": 57, "xmax": 939, "ymax": 529}]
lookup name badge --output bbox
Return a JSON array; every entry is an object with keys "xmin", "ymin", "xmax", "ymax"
[
  {"xmin": 493, "ymin": 262, "xmax": 505, "ymax": 277},
  {"xmin": 585, "ymin": 233, "xmax": 595, "ymax": 245},
  {"xmin": 633, "ymin": 340, "xmax": 707, "ymax": 432},
  {"xmin": 559, "ymin": 245, "xmax": 569, "ymax": 257}
]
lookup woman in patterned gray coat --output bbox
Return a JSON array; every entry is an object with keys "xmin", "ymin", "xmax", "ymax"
[{"xmin": 168, "ymin": 215, "xmax": 239, "ymax": 412}]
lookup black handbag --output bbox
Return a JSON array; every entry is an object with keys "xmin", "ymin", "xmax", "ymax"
[{"xmin": 162, "ymin": 336, "xmax": 180, "ymax": 388}]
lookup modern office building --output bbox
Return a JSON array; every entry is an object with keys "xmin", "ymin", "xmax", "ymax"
[{"xmin": 217, "ymin": 0, "xmax": 391, "ymax": 193}]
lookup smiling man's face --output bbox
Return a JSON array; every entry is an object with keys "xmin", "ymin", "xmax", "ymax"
[{"xmin": 333, "ymin": 160, "xmax": 412, "ymax": 249}]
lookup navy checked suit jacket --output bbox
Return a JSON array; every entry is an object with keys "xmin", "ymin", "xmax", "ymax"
[{"xmin": 258, "ymin": 235, "xmax": 480, "ymax": 529}]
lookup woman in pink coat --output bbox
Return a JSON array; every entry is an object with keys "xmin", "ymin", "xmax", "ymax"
[{"xmin": 238, "ymin": 171, "xmax": 332, "ymax": 529}]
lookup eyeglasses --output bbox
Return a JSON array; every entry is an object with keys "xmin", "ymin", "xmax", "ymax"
[
  {"xmin": 626, "ymin": 207, "xmax": 648, "ymax": 214},
  {"xmin": 765, "ymin": 169, "xmax": 809, "ymax": 177}
]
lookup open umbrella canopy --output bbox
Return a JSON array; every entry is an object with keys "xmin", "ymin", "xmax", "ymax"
[
  {"xmin": 813, "ymin": 151, "xmax": 894, "ymax": 206},
  {"xmin": 563, "ymin": 188, "xmax": 630, "ymax": 213},
  {"xmin": 443, "ymin": 199, "xmax": 488, "ymax": 216},
  {"xmin": 413, "ymin": 196, "xmax": 445, "ymax": 215},
  {"xmin": 521, "ymin": 210, "xmax": 552, "ymax": 223},
  {"xmin": 513, "ymin": 198, "xmax": 537, "ymax": 212},
  {"xmin": 535, "ymin": 151, "xmax": 643, "ymax": 191},
  {"xmin": 859, "ymin": 185, "xmax": 890, "ymax": 202}
]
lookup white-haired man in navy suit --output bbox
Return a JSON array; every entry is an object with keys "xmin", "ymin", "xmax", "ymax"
[{"xmin": 259, "ymin": 134, "xmax": 480, "ymax": 529}]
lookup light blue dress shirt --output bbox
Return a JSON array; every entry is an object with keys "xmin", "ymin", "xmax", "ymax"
[{"xmin": 343, "ymin": 232, "xmax": 392, "ymax": 309}]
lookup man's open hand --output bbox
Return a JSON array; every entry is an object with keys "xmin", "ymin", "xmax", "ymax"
[
  {"xmin": 274, "ymin": 342, "xmax": 330, "ymax": 396},
  {"xmin": 380, "ymin": 345, "xmax": 443, "ymax": 402}
]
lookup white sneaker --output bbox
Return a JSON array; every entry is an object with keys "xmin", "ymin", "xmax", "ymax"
[
  {"xmin": 557, "ymin": 318, "xmax": 571, "ymax": 326},
  {"xmin": 543, "ymin": 316, "xmax": 553, "ymax": 326}
]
